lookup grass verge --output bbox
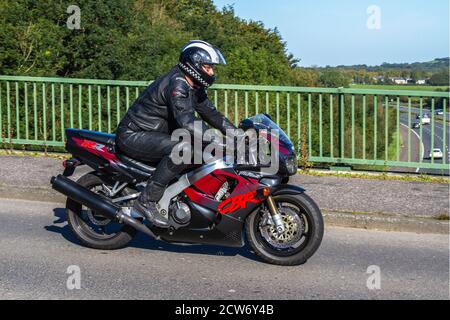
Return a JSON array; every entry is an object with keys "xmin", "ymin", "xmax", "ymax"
[
  {"xmin": 433, "ymin": 213, "xmax": 450, "ymax": 221},
  {"xmin": 0, "ymin": 149, "xmax": 70, "ymax": 160},
  {"xmin": 299, "ymin": 169, "xmax": 450, "ymax": 184}
]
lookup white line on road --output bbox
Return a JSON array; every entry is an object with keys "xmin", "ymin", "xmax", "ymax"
[
  {"xmin": 422, "ymin": 126, "xmax": 444, "ymax": 144},
  {"xmin": 400, "ymin": 123, "xmax": 424, "ymax": 173}
]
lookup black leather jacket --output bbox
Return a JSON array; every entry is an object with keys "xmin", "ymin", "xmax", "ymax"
[{"xmin": 124, "ymin": 65, "xmax": 236, "ymax": 136}]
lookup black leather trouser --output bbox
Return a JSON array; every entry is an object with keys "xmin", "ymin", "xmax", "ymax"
[{"xmin": 115, "ymin": 117, "xmax": 192, "ymax": 202}]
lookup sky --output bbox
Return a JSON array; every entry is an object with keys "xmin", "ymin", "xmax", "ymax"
[{"xmin": 212, "ymin": 0, "xmax": 450, "ymax": 67}]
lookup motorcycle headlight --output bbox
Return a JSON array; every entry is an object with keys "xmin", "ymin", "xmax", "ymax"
[{"xmin": 285, "ymin": 155, "xmax": 298, "ymax": 175}]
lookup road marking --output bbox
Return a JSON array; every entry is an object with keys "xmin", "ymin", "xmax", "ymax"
[
  {"xmin": 421, "ymin": 126, "xmax": 440, "ymax": 143},
  {"xmin": 400, "ymin": 123, "xmax": 423, "ymax": 173},
  {"xmin": 421, "ymin": 125, "xmax": 448, "ymax": 161}
]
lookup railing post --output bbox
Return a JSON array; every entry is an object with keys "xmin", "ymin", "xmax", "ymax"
[
  {"xmin": 329, "ymin": 87, "xmax": 352, "ymax": 172},
  {"xmin": 338, "ymin": 87, "xmax": 344, "ymax": 159}
]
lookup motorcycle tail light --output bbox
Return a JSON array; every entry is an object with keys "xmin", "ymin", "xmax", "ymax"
[{"xmin": 63, "ymin": 158, "xmax": 80, "ymax": 168}]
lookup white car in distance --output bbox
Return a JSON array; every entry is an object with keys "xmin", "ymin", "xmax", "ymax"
[
  {"xmin": 416, "ymin": 114, "xmax": 431, "ymax": 125},
  {"xmin": 428, "ymin": 148, "xmax": 443, "ymax": 159}
]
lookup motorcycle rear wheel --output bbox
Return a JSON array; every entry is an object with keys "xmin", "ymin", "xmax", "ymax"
[
  {"xmin": 66, "ymin": 173, "xmax": 137, "ymax": 250},
  {"xmin": 245, "ymin": 193, "xmax": 324, "ymax": 266}
]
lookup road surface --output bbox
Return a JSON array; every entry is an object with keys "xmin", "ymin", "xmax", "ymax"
[
  {"xmin": 397, "ymin": 106, "xmax": 449, "ymax": 175},
  {"xmin": 0, "ymin": 198, "xmax": 448, "ymax": 300}
]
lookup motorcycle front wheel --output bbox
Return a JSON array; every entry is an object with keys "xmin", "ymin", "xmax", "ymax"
[{"xmin": 245, "ymin": 193, "xmax": 324, "ymax": 266}]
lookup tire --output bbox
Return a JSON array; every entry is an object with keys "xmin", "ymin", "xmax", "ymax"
[
  {"xmin": 245, "ymin": 192, "xmax": 324, "ymax": 266},
  {"xmin": 66, "ymin": 173, "xmax": 137, "ymax": 250}
]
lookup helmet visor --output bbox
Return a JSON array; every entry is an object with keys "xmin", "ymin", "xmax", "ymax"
[{"xmin": 214, "ymin": 47, "xmax": 227, "ymax": 65}]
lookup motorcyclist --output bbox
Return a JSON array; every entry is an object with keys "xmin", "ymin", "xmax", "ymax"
[{"xmin": 115, "ymin": 40, "xmax": 237, "ymax": 228}]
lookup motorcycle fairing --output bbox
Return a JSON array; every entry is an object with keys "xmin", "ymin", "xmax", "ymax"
[{"xmin": 151, "ymin": 163, "xmax": 268, "ymax": 248}]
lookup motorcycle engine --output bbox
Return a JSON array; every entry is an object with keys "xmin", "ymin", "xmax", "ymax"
[{"xmin": 170, "ymin": 201, "xmax": 191, "ymax": 226}]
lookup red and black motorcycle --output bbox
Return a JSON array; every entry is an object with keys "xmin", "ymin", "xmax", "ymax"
[{"xmin": 51, "ymin": 114, "xmax": 323, "ymax": 265}]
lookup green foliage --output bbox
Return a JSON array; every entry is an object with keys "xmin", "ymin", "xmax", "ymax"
[
  {"xmin": 429, "ymin": 71, "xmax": 450, "ymax": 86},
  {"xmin": 318, "ymin": 70, "xmax": 350, "ymax": 88},
  {"xmin": 333, "ymin": 58, "xmax": 449, "ymax": 74},
  {"xmin": 0, "ymin": 0, "xmax": 303, "ymax": 85},
  {"xmin": 288, "ymin": 68, "xmax": 319, "ymax": 87},
  {"xmin": 304, "ymin": 58, "xmax": 449, "ymax": 86},
  {"xmin": 0, "ymin": 1, "xmax": 68, "ymax": 76}
]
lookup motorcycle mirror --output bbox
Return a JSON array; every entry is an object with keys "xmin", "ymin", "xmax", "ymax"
[{"xmin": 239, "ymin": 118, "xmax": 254, "ymax": 130}]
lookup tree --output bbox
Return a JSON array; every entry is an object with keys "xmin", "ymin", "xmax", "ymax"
[
  {"xmin": 318, "ymin": 70, "xmax": 350, "ymax": 88},
  {"xmin": 428, "ymin": 71, "xmax": 450, "ymax": 86},
  {"xmin": 0, "ymin": 0, "xmax": 303, "ymax": 86},
  {"xmin": 289, "ymin": 68, "xmax": 319, "ymax": 87},
  {"xmin": 0, "ymin": 1, "xmax": 67, "ymax": 76}
]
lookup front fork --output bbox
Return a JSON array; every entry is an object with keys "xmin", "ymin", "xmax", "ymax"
[{"xmin": 266, "ymin": 196, "xmax": 285, "ymax": 234}]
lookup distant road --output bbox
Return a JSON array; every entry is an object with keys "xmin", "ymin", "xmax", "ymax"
[{"xmin": 398, "ymin": 107, "xmax": 450, "ymax": 175}]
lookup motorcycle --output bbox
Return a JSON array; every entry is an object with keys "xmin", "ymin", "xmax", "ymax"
[{"xmin": 51, "ymin": 114, "xmax": 324, "ymax": 265}]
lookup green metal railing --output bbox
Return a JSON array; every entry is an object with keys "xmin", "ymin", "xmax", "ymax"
[{"xmin": 0, "ymin": 75, "xmax": 449, "ymax": 171}]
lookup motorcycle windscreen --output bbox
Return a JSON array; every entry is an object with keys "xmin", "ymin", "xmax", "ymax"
[{"xmin": 244, "ymin": 114, "xmax": 295, "ymax": 155}]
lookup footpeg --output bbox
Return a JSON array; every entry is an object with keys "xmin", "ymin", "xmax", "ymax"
[{"xmin": 132, "ymin": 201, "xmax": 169, "ymax": 228}]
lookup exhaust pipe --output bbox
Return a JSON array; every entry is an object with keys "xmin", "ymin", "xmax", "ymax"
[{"xmin": 51, "ymin": 175, "xmax": 158, "ymax": 239}]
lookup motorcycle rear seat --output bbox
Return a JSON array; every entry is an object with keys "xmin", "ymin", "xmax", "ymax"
[
  {"xmin": 77, "ymin": 129, "xmax": 116, "ymax": 146},
  {"xmin": 68, "ymin": 129, "xmax": 157, "ymax": 175},
  {"xmin": 116, "ymin": 153, "xmax": 157, "ymax": 175}
]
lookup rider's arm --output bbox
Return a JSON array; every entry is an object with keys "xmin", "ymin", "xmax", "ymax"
[
  {"xmin": 194, "ymin": 88, "xmax": 237, "ymax": 135},
  {"xmin": 167, "ymin": 77, "xmax": 208, "ymax": 137}
]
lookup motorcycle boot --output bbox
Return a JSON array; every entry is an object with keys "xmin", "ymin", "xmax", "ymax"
[{"xmin": 132, "ymin": 180, "xmax": 169, "ymax": 228}]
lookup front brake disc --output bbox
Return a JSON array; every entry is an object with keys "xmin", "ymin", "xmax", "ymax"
[{"xmin": 259, "ymin": 206, "xmax": 305, "ymax": 249}]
